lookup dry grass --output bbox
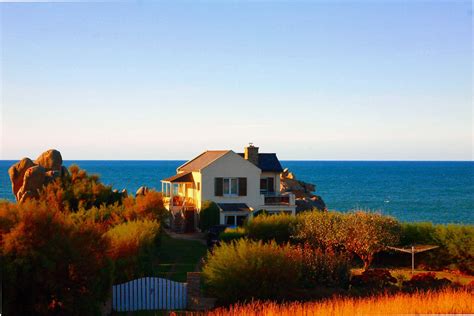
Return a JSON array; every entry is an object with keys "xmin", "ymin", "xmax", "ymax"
[{"xmin": 204, "ymin": 289, "xmax": 473, "ymax": 316}]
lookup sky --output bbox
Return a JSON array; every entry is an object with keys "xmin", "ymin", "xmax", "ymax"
[{"xmin": 0, "ymin": 1, "xmax": 472, "ymax": 160}]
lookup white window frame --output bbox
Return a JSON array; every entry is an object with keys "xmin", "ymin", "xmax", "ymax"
[{"xmin": 223, "ymin": 177, "xmax": 238, "ymax": 196}]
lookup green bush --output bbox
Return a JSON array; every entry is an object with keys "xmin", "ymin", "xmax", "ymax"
[
  {"xmin": 199, "ymin": 200, "xmax": 221, "ymax": 232},
  {"xmin": 298, "ymin": 243, "xmax": 351, "ymax": 288},
  {"xmin": 401, "ymin": 222, "xmax": 474, "ymax": 273},
  {"xmin": 219, "ymin": 227, "xmax": 247, "ymax": 243},
  {"xmin": 203, "ymin": 239, "xmax": 302, "ymax": 303},
  {"xmin": 105, "ymin": 220, "xmax": 161, "ymax": 282},
  {"xmin": 294, "ymin": 211, "xmax": 347, "ymax": 251},
  {"xmin": 246, "ymin": 213, "xmax": 298, "ymax": 244}
]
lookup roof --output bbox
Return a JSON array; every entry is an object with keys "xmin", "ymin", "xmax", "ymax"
[
  {"xmin": 217, "ymin": 203, "xmax": 252, "ymax": 212},
  {"xmin": 162, "ymin": 172, "xmax": 194, "ymax": 183},
  {"xmin": 178, "ymin": 150, "xmax": 230, "ymax": 172},
  {"xmin": 237, "ymin": 153, "xmax": 283, "ymax": 172}
]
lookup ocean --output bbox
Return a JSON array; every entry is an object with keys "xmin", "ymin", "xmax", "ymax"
[{"xmin": 1, "ymin": 160, "xmax": 472, "ymax": 224}]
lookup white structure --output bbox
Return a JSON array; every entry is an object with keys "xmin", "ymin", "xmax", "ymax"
[{"xmin": 161, "ymin": 144, "xmax": 296, "ymax": 229}]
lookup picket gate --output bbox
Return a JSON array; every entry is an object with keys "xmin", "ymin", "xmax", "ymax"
[{"xmin": 112, "ymin": 277, "xmax": 187, "ymax": 311}]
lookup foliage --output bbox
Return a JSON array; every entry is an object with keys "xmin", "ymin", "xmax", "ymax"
[
  {"xmin": 199, "ymin": 200, "xmax": 221, "ymax": 232},
  {"xmin": 105, "ymin": 220, "xmax": 161, "ymax": 282},
  {"xmin": 0, "ymin": 201, "xmax": 112, "ymax": 315},
  {"xmin": 40, "ymin": 164, "xmax": 123, "ymax": 211},
  {"xmin": 246, "ymin": 213, "xmax": 298, "ymax": 244},
  {"xmin": 219, "ymin": 227, "xmax": 247, "ymax": 243},
  {"xmin": 203, "ymin": 239, "xmax": 302, "ymax": 303},
  {"xmin": 294, "ymin": 211, "xmax": 347, "ymax": 251},
  {"xmin": 350, "ymin": 269, "xmax": 398, "ymax": 294},
  {"xmin": 402, "ymin": 272, "xmax": 452, "ymax": 293},
  {"xmin": 401, "ymin": 222, "xmax": 474, "ymax": 273},
  {"xmin": 206, "ymin": 289, "xmax": 473, "ymax": 315},
  {"xmin": 297, "ymin": 243, "xmax": 351, "ymax": 288},
  {"xmin": 344, "ymin": 211, "xmax": 401, "ymax": 269}
]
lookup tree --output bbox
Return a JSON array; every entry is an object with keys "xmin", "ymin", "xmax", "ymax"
[
  {"xmin": 1, "ymin": 201, "xmax": 112, "ymax": 315},
  {"xmin": 344, "ymin": 211, "xmax": 401, "ymax": 270},
  {"xmin": 199, "ymin": 200, "xmax": 220, "ymax": 231}
]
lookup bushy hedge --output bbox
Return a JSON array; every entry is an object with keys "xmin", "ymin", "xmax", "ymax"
[
  {"xmin": 105, "ymin": 219, "xmax": 161, "ymax": 282},
  {"xmin": 203, "ymin": 239, "xmax": 351, "ymax": 303},
  {"xmin": 400, "ymin": 222, "xmax": 474, "ymax": 273},
  {"xmin": 203, "ymin": 239, "xmax": 302, "ymax": 303},
  {"xmin": 219, "ymin": 227, "xmax": 247, "ymax": 243},
  {"xmin": 246, "ymin": 213, "xmax": 297, "ymax": 244},
  {"xmin": 199, "ymin": 200, "xmax": 221, "ymax": 232}
]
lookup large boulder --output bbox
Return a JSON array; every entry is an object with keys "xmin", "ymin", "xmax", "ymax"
[
  {"xmin": 136, "ymin": 186, "xmax": 150, "ymax": 197},
  {"xmin": 35, "ymin": 149, "xmax": 63, "ymax": 171},
  {"xmin": 8, "ymin": 149, "xmax": 67, "ymax": 202},
  {"xmin": 8, "ymin": 157, "xmax": 35, "ymax": 197},
  {"xmin": 280, "ymin": 168, "xmax": 327, "ymax": 212}
]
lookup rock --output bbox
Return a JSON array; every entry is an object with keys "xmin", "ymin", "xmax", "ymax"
[
  {"xmin": 121, "ymin": 189, "xmax": 128, "ymax": 197},
  {"xmin": 8, "ymin": 157, "xmax": 35, "ymax": 197},
  {"xmin": 22, "ymin": 165, "xmax": 46, "ymax": 197},
  {"xmin": 35, "ymin": 149, "xmax": 62, "ymax": 171},
  {"xmin": 8, "ymin": 149, "xmax": 68, "ymax": 202},
  {"xmin": 280, "ymin": 168, "xmax": 327, "ymax": 212},
  {"xmin": 136, "ymin": 186, "xmax": 150, "ymax": 196}
]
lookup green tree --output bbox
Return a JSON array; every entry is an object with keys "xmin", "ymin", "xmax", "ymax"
[{"xmin": 198, "ymin": 200, "xmax": 220, "ymax": 231}]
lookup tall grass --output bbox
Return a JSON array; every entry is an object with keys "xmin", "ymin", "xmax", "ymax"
[{"xmin": 205, "ymin": 289, "xmax": 473, "ymax": 315}]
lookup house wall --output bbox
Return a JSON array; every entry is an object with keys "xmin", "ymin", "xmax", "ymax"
[
  {"xmin": 261, "ymin": 171, "xmax": 281, "ymax": 193},
  {"xmin": 191, "ymin": 171, "xmax": 202, "ymax": 208},
  {"xmin": 200, "ymin": 151, "xmax": 262, "ymax": 210}
]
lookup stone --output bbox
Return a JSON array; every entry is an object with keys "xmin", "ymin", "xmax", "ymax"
[
  {"xmin": 280, "ymin": 168, "xmax": 327, "ymax": 212},
  {"xmin": 8, "ymin": 157, "xmax": 35, "ymax": 197},
  {"xmin": 35, "ymin": 149, "xmax": 62, "ymax": 171},
  {"xmin": 136, "ymin": 186, "xmax": 150, "ymax": 196},
  {"xmin": 8, "ymin": 149, "xmax": 68, "ymax": 202}
]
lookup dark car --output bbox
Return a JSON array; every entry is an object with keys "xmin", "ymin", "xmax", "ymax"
[{"xmin": 206, "ymin": 224, "xmax": 227, "ymax": 248}]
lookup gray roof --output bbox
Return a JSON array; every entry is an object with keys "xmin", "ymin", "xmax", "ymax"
[
  {"xmin": 217, "ymin": 203, "xmax": 251, "ymax": 212},
  {"xmin": 162, "ymin": 172, "xmax": 194, "ymax": 183},
  {"xmin": 238, "ymin": 153, "xmax": 283, "ymax": 172}
]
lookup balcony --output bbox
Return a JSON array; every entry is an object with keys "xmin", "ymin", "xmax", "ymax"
[{"xmin": 262, "ymin": 193, "xmax": 295, "ymax": 205}]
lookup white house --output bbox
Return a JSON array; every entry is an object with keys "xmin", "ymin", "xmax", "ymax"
[{"xmin": 161, "ymin": 144, "xmax": 296, "ymax": 231}]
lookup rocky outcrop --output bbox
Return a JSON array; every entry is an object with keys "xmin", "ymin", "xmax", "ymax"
[
  {"xmin": 135, "ymin": 186, "xmax": 150, "ymax": 197},
  {"xmin": 280, "ymin": 168, "xmax": 327, "ymax": 212},
  {"xmin": 8, "ymin": 149, "xmax": 67, "ymax": 202}
]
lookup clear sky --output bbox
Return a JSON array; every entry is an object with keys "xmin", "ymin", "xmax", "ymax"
[{"xmin": 0, "ymin": 1, "xmax": 472, "ymax": 160}]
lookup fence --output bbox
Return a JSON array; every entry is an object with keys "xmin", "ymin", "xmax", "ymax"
[{"xmin": 112, "ymin": 277, "xmax": 187, "ymax": 312}]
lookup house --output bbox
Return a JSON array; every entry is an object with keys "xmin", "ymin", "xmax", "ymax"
[{"xmin": 161, "ymin": 144, "xmax": 296, "ymax": 231}]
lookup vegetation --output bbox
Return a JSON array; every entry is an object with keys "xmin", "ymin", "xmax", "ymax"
[
  {"xmin": 246, "ymin": 213, "xmax": 297, "ymax": 244},
  {"xmin": 199, "ymin": 201, "xmax": 221, "ymax": 232},
  {"xmin": 0, "ymin": 201, "xmax": 112, "ymax": 315},
  {"xmin": 219, "ymin": 227, "xmax": 246, "ymax": 243},
  {"xmin": 205, "ymin": 289, "xmax": 473, "ymax": 315},
  {"xmin": 203, "ymin": 239, "xmax": 302, "ymax": 303}
]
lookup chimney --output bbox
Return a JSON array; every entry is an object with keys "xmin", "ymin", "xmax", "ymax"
[{"xmin": 244, "ymin": 143, "xmax": 259, "ymax": 166}]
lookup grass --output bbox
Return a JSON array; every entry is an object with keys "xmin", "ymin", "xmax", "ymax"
[
  {"xmin": 154, "ymin": 232, "xmax": 208, "ymax": 282},
  {"xmin": 205, "ymin": 288, "xmax": 473, "ymax": 315},
  {"xmin": 351, "ymin": 268, "xmax": 474, "ymax": 285}
]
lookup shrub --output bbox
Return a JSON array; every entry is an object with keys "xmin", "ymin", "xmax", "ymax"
[
  {"xmin": 199, "ymin": 201, "xmax": 221, "ymax": 232},
  {"xmin": 203, "ymin": 239, "xmax": 302, "ymax": 303},
  {"xmin": 122, "ymin": 190, "xmax": 168, "ymax": 222},
  {"xmin": 350, "ymin": 269, "xmax": 398, "ymax": 294},
  {"xmin": 105, "ymin": 220, "xmax": 161, "ymax": 282},
  {"xmin": 0, "ymin": 201, "xmax": 112, "ymax": 315},
  {"xmin": 246, "ymin": 213, "xmax": 298, "ymax": 244},
  {"xmin": 344, "ymin": 211, "xmax": 401, "ymax": 269},
  {"xmin": 40, "ymin": 164, "xmax": 123, "ymax": 211},
  {"xmin": 294, "ymin": 211, "xmax": 347, "ymax": 251},
  {"xmin": 219, "ymin": 227, "xmax": 247, "ymax": 243},
  {"xmin": 401, "ymin": 222, "xmax": 474, "ymax": 273},
  {"xmin": 402, "ymin": 272, "xmax": 452, "ymax": 292},
  {"xmin": 297, "ymin": 243, "xmax": 351, "ymax": 288}
]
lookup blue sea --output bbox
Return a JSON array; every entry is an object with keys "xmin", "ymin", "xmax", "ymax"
[{"xmin": 1, "ymin": 160, "xmax": 472, "ymax": 224}]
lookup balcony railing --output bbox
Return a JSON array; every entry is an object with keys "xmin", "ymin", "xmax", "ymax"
[{"xmin": 264, "ymin": 195, "xmax": 290, "ymax": 205}]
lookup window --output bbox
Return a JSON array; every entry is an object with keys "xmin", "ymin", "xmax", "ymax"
[
  {"xmin": 197, "ymin": 182, "xmax": 200, "ymax": 191},
  {"xmin": 236, "ymin": 215, "xmax": 247, "ymax": 226},
  {"xmin": 225, "ymin": 216, "xmax": 236, "ymax": 226},
  {"xmin": 223, "ymin": 178, "xmax": 238, "ymax": 196},
  {"xmin": 260, "ymin": 177, "xmax": 274, "ymax": 194}
]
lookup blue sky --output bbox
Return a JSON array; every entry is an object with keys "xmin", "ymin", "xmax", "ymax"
[{"xmin": 0, "ymin": 1, "xmax": 472, "ymax": 160}]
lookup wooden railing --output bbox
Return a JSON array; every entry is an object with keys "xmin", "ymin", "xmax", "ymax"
[{"xmin": 264, "ymin": 195, "xmax": 290, "ymax": 205}]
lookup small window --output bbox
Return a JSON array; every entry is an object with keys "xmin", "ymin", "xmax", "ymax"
[
  {"xmin": 223, "ymin": 178, "xmax": 238, "ymax": 196},
  {"xmin": 197, "ymin": 182, "xmax": 200, "ymax": 191}
]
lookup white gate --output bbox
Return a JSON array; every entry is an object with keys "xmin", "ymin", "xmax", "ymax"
[{"xmin": 112, "ymin": 277, "xmax": 187, "ymax": 311}]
